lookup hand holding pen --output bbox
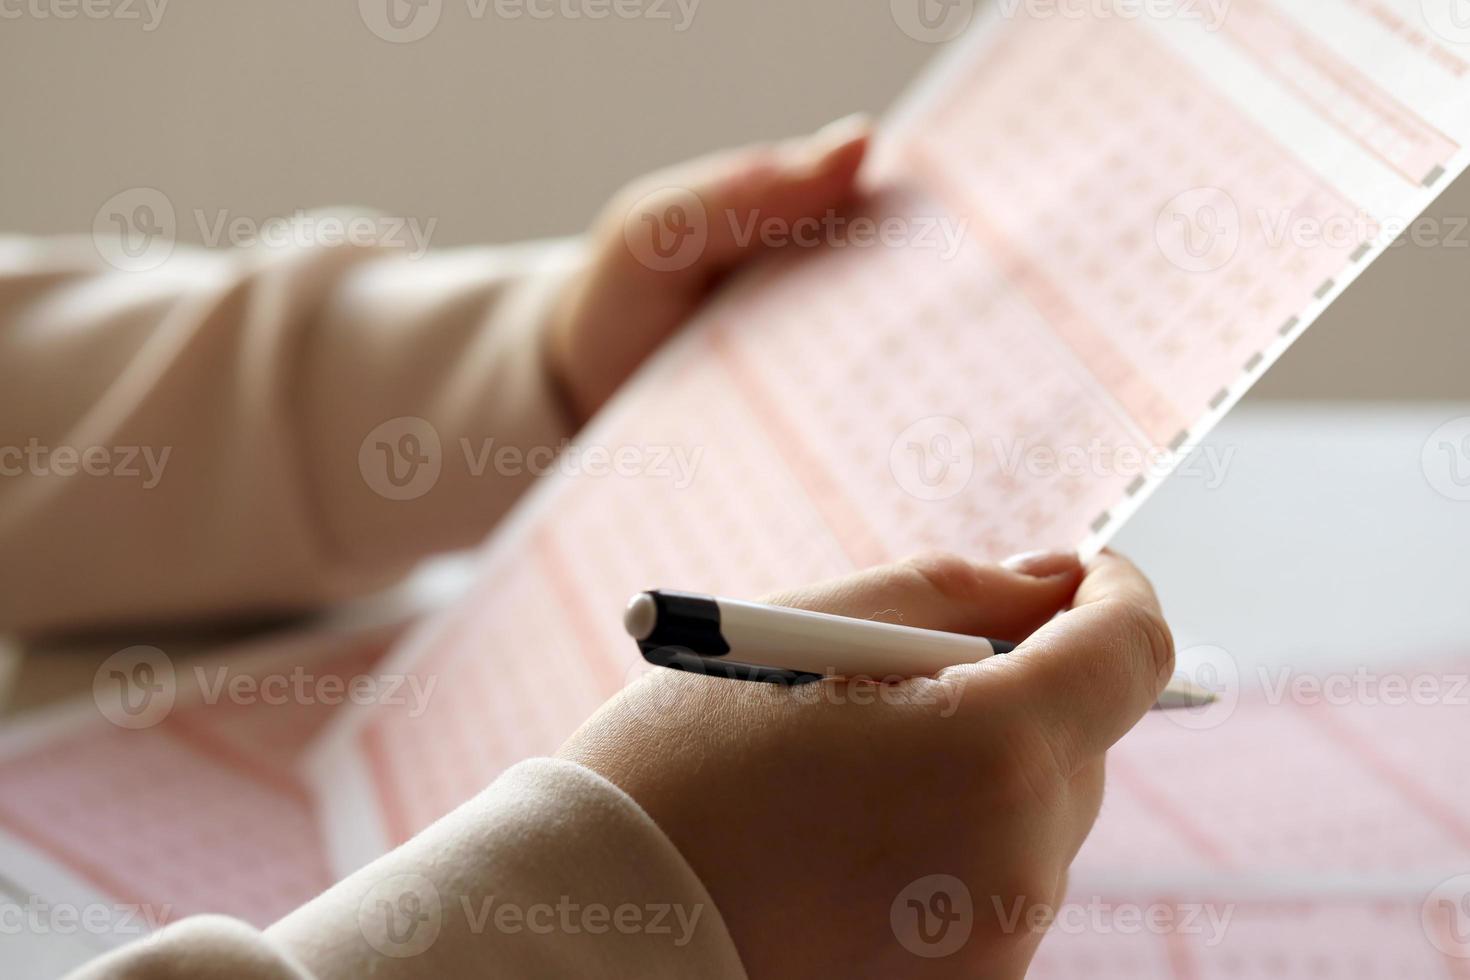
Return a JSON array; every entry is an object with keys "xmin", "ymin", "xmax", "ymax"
[{"xmin": 562, "ymin": 549, "xmax": 1184, "ymax": 978}]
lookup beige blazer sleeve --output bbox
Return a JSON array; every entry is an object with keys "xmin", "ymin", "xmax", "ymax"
[
  {"xmin": 66, "ymin": 759, "xmax": 748, "ymax": 980},
  {"xmin": 0, "ymin": 233, "xmax": 585, "ymax": 636}
]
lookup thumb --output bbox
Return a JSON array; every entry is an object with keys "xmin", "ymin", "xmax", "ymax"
[
  {"xmin": 548, "ymin": 116, "xmax": 871, "ymax": 422},
  {"xmin": 611, "ymin": 113, "xmax": 871, "ymax": 286},
  {"xmin": 760, "ymin": 550, "xmax": 1084, "ymax": 645},
  {"xmin": 962, "ymin": 550, "xmax": 1175, "ymax": 776}
]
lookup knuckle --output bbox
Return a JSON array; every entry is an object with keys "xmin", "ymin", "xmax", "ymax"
[
  {"xmin": 900, "ymin": 551, "xmax": 985, "ymax": 602},
  {"xmin": 1107, "ymin": 598, "xmax": 1176, "ymax": 681}
]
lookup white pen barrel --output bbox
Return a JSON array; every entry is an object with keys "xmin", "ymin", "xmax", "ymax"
[{"xmin": 714, "ymin": 598, "xmax": 1000, "ymax": 677}]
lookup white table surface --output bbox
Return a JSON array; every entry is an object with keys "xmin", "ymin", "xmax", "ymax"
[{"xmin": 1116, "ymin": 401, "xmax": 1470, "ymax": 678}]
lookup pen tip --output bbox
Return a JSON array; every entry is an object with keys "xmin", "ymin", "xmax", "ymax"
[{"xmin": 1154, "ymin": 676, "xmax": 1218, "ymax": 711}]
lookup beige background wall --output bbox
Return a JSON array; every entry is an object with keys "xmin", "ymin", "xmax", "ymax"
[{"xmin": 1, "ymin": 0, "xmax": 1463, "ymax": 399}]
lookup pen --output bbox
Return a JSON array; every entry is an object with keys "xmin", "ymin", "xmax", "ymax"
[{"xmin": 624, "ymin": 589, "xmax": 1214, "ymax": 711}]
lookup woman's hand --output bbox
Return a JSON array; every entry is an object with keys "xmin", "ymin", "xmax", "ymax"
[
  {"xmin": 558, "ymin": 550, "xmax": 1175, "ymax": 979},
  {"xmin": 544, "ymin": 115, "xmax": 870, "ymax": 424}
]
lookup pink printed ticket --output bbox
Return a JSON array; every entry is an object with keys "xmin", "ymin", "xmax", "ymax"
[
  {"xmin": 310, "ymin": 0, "xmax": 1470, "ymax": 858},
  {"xmin": 0, "ymin": 624, "xmax": 406, "ymax": 954},
  {"xmin": 303, "ymin": 3, "xmax": 1470, "ymax": 972},
  {"xmin": 9, "ymin": 1, "xmax": 1470, "ymax": 975}
]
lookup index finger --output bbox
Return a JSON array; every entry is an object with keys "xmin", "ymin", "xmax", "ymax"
[{"xmin": 986, "ymin": 551, "xmax": 1175, "ymax": 774}]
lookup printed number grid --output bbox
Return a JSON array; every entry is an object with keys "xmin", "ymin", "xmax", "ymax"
[
  {"xmin": 1076, "ymin": 692, "xmax": 1470, "ymax": 879},
  {"xmin": 1037, "ymin": 679, "xmax": 1470, "ymax": 977},
  {"xmin": 343, "ymin": 6, "xmax": 1470, "ymax": 974},
  {"xmin": 361, "ymin": 342, "xmax": 858, "ymax": 841},
  {"xmin": 0, "ymin": 637, "xmax": 391, "ymax": 928},
  {"xmin": 358, "ymin": 0, "xmax": 1434, "ymax": 854},
  {"xmin": 1030, "ymin": 900, "xmax": 1458, "ymax": 978},
  {"xmin": 710, "ymin": 188, "xmax": 1142, "ymax": 563},
  {"xmin": 901, "ymin": 12, "xmax": 1368, "ymax": 445},
  {"xmin": 1221, "ymin": 0, "xmax": 1460, "ymax": 185}
]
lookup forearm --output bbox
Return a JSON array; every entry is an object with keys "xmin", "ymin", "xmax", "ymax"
[
  {"xmin": 0, "ymin": 234, "xmax": 584, "ymax": 635},
  {"xmin": 68, "ymin": 760, "xmax": 746, "ymax": 980}
]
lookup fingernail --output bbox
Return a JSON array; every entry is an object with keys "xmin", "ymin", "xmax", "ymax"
[
  {"xmin": 815, "ymin": 112, "xmax": 871, "ymax": 143},
  {"xmin": 1001, "ymin": 550, "xmax": 1079, "ymax": 578},
  {"xmin": 798, "ymin": 113, "xmax": 871, "ymax": 164}
]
